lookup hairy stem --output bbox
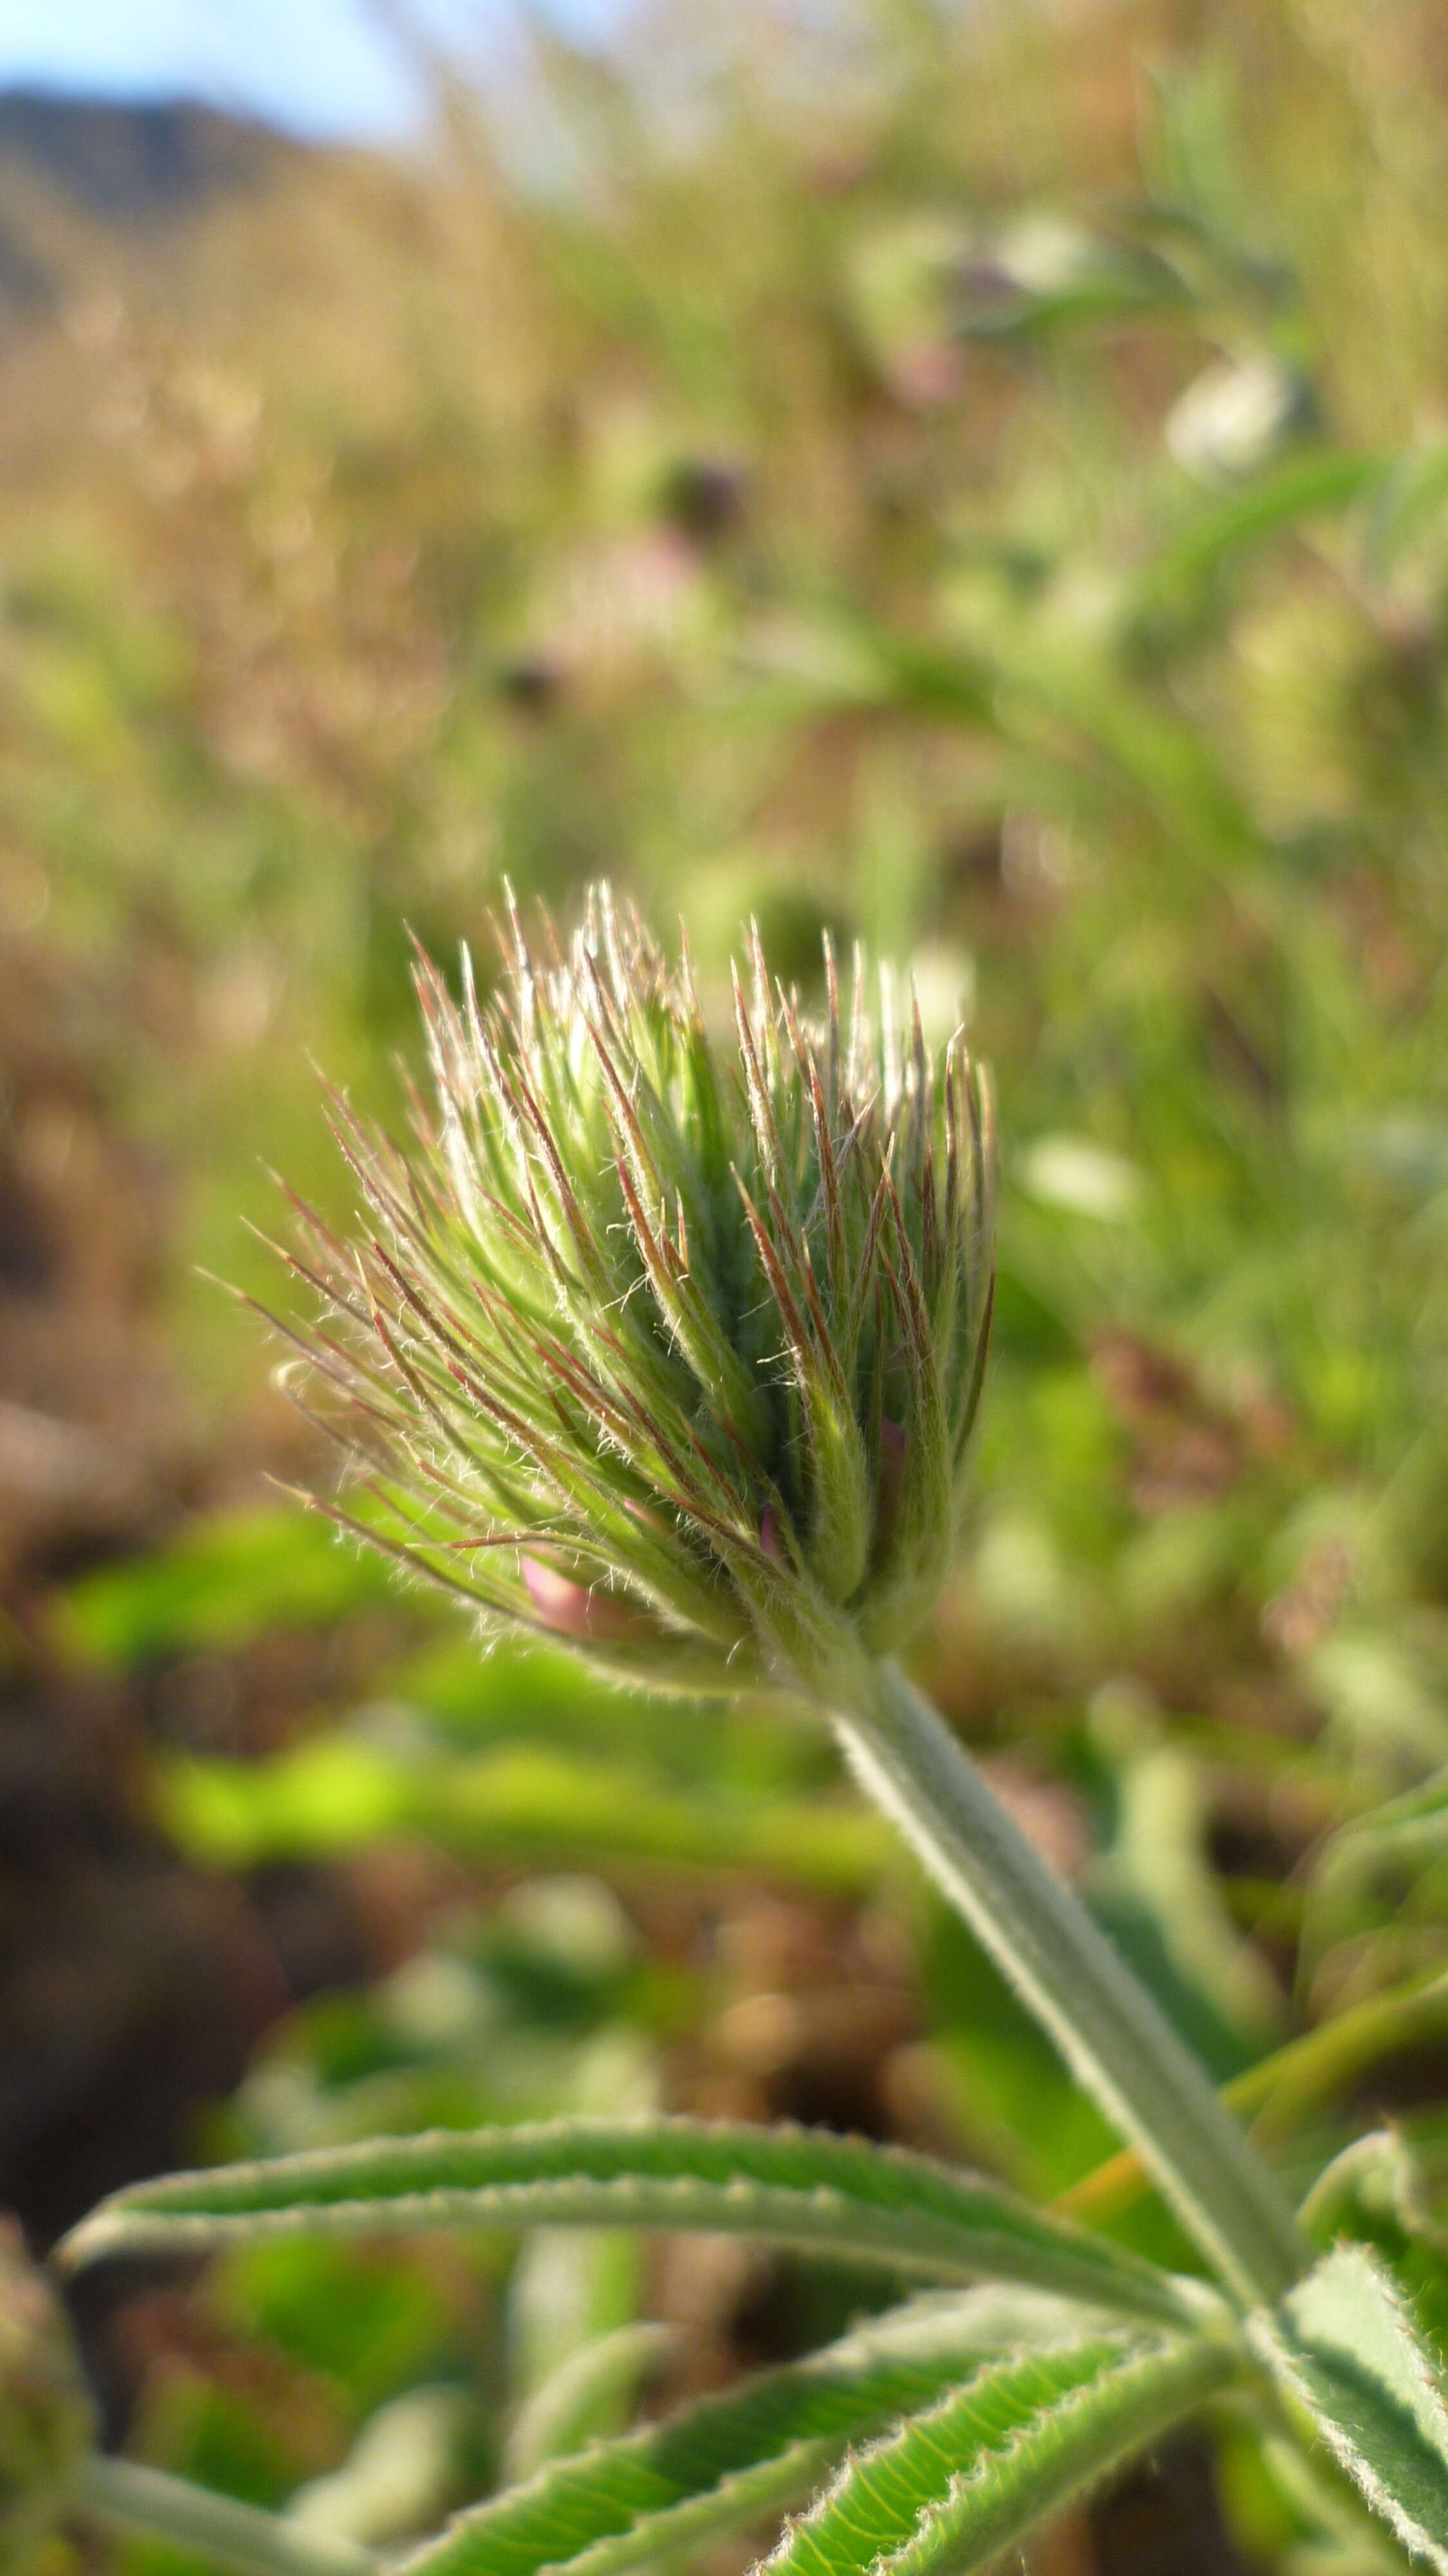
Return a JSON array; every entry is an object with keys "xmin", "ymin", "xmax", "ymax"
[
  {"xmin": 830, "ymin": 1655, "xmax": 1305, "ymax": 2307},
  {"xmin": 1060, "ymin": 1964, "xmax": 1448, "ymax": 2226},
  {"xmin": 68, "ymin": 2454, "xmax": 377, "ymax": 2576}
]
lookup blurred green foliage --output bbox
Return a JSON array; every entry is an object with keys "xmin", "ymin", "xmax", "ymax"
[{"xmin": 26, "ymin": 0, "xmax": 1448, "ymax": 2564}]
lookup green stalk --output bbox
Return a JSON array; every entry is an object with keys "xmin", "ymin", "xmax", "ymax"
[
  {"xmin": 830, "ymin": 1656, "xmax": 1306, "ymax": 2309},
  {"xmin": 1242, "ymin": 1964, "xmax": 1448, "ymax": 2147},
  {"xmin": 68, "ymin": 2454, "xmax": 377, "ymax": 2576}
]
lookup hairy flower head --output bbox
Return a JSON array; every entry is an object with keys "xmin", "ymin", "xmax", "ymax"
[{"xmin": 270, "ymin": 887, "xmax": 995, "ymax": 1696}]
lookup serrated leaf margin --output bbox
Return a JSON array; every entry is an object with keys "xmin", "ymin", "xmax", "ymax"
[{"xmin": 760, "ymin": 2329, "xmax": 1235, "ymax": 2576}]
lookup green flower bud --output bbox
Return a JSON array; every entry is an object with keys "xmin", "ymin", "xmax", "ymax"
[
  {"xmin": 272, "ymin": 887, "xmax": 994, "ymax": 1700},
  {"xmin": 0, "ymin": 2222, "xmax": 95, "ymax": 2570}
]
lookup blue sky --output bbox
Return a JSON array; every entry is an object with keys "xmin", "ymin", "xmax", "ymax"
[{"xmin": 0, "ymin": 0, "xmax": 614, "ymax": 140}]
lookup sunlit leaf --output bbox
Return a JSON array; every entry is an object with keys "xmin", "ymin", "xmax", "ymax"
[
  {"xmin": 61, "ymin": 2117, "xmax": 1192, "ymax": 2325},
  {"xmin": 403, "ymin": 2289, "xmax": 1092, "ymax": 2576},
  {"xmin": 1249, "ymin": 2242, "xmax": 1448, "ymax": 2572},
  {"xmin": 761, "ymin": 2327, "xmax": 1233, "ymax": 2576},
  {"xmin": 157, "ymin": 1741, "xmax": 888, "ymax": 1894}
]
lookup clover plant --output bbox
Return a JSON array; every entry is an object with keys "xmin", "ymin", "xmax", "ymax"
[{"xmin": 40, "ymin": 893, "xmax": 1448, "ymax": 2575}]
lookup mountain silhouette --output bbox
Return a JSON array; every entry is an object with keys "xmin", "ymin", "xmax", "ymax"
[{"xmin": 0, "ymin": 90, "xmax": 289, "ymax": 219}]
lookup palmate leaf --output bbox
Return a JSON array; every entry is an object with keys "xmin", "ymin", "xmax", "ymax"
[
  {"xmin": 400, "ymin": 2289, "xmax": 1096, "ymax": 2576},
  {"xmin": 1249, "ymin": 2243, "xmax": 1448, "ymax": 2572},
  {"xmin": 763, "ymin": 2327, "xmax": 1234, "ymax": 2576},
  {"xmin": 60, "ymin": 2117, "xmax": 1192, "ymax": 2327}
]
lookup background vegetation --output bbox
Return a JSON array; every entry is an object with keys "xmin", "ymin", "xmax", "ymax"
[{"xmin": 12, "ymin": 3, "xmax": 1448, "ymax": 2566}]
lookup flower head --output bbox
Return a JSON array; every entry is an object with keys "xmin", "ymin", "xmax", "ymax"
[{"xmin": 271, "ymin": 887, "xmax": 994, "ymax": 1696}]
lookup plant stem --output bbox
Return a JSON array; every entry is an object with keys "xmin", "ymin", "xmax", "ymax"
[
  {"xmin": 1060, "ymin": 1964, "xmax": 1448, "ymax": 2226},
  {"xmin": 830, "ymin": 1655, "xmax": 1305, "ymax": 2308},
  {"xmin": 68, "ymin": 2453, "xmax": 376, "ymax": 2576}
]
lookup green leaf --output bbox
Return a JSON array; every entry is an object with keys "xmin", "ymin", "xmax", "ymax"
[
  {"xmin": 1125, "ymin": 451, "xmax": 1382, "ymax": 631},
  {"xmin": 1093, "ymin": 1735, "xmax": 1287, "ymax": 2066},
  {"xmin": 1248, "ymin": 2243, "xmax": 1448, "ymax": 2571},
  {"xmin": 157, "ymin": 1741, "xmax": 888, "ymax": 1896},
  {"xmin": 1299, "ymin": 2131, "xmax": 1448, "ymax": 2257},
  {"xmin": 60, "ymin": 2116, "xmax": 1192, "ymax": 2326},
  {"xmin": 1305, "ymin": 1765, "xmax": 1448, "ymax": 1972},
  {"xmin": 53, "ymin": 1506, "xmax": 406, "ymax": 1665},
  {"xmin": 1366, "ymin": 437, "xmax": 1448, "ymax": 574},
  {"xmin": 385, "ymin": 1633, "xmax": 828, "ymax": 1795},
  {"xmin": 69, "ymin": 2454, "xmax": 377, "ymax": 2576},
  {"xmin": 762, "ymin": 2327, "xmax": 1233, "ymax": 2576},
  {"xmin": 401, "ymin": 2289, "xmax": 1088, "ymax": 2576},
  {"xmin": 502, "ymin": 2321, "xmax": 676, "ymax": 2483}
]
